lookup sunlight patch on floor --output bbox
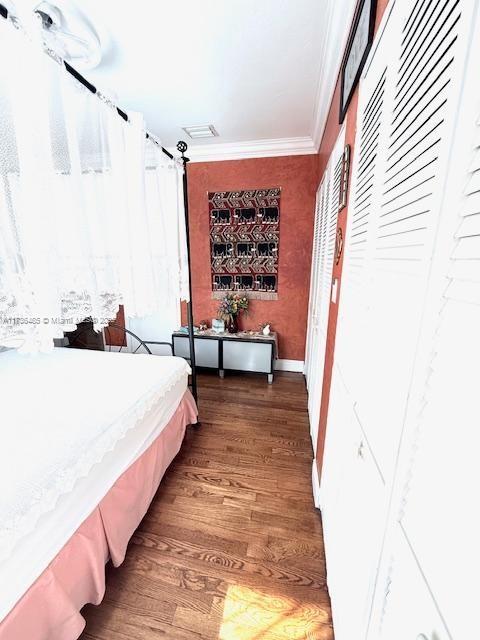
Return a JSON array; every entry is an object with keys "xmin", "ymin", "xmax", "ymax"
[{"xmin": 218, "ymin": 584, "xmax": 331, "ymax": 640}]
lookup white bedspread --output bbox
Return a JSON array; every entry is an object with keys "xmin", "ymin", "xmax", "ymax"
[{"xmin": 0, "ymin": 348, "xmax": 190, "ymax": 569}]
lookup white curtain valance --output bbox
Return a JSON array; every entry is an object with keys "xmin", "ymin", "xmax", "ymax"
[{"xmin": 0, "ymin": 14, "xmax": 189, "ymax": 353}]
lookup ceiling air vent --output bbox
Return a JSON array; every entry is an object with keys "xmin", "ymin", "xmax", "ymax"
[{"xmin": 182, "ymin": 124, "xmax": 219, "ymax": 139}]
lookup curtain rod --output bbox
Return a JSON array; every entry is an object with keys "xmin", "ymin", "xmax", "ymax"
[{"xmin": 0, "ymin": 3, "xmax": 175, "ymax": 161}]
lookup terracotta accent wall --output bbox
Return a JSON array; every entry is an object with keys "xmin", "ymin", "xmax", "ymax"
[
  {"xmin": 184, "ymin": 155, "xmax": 318, "ymax": 361},
  {"xmin": 315, "ymin": 0, "xmax": 390, "ymax": 475}
]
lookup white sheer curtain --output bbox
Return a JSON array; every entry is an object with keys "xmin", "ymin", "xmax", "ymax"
[
  {"xmin": 127, "ymin": 141, "xmax": 189, "ymax": 345},
  {"xmin": 0, "ymin": 12, "xmax": 188, "ymax": 353}
]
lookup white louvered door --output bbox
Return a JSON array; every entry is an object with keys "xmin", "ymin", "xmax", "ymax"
[
  {"xmin": 334, "ymin": 60, "xmax": 391, "ymax": 400},
  {"xmin": 356, "ymin": 0, "xmax": 472, "ymax": 485},
  {"xmin": 305, "ymin": 127, "xmax": 345, "ymax": 450},
  {"xmin": 320, "ymin": 0, "xmax": 478, "ymax": 638},
  {"xmin": 305, "ymin": 177, "xmax": 327, "ymax": 449},
  {"xmin": 371, "ymin": 5, "xmax": 480, "ymax": 638},
  {"xmin": 321, "ymin": 364, "xmax": 386, "ymax": 640},
  {"xmin": 331, "ymin": 0, "xmax": 472, "ymax": 487},
  {"xmin": 305, "ymin": 181, "xmax": 326, "ymax": 387},
  {"xmin": 319, "ymin": 29, "xmax": 394, "ymax": 637}
]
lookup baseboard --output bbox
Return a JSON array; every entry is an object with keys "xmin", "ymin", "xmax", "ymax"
[
  {"xmin": 312, "ymin": 459, "xmax": 321, "ymax": 509},
  {"xmin": 275, "ymin": 359, "xmax": 305, "ymax": 373}
]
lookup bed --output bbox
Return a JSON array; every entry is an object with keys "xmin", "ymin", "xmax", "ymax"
[{"xmin": 0, "ymin": 347, "xmax": 197, "ymax": 640}]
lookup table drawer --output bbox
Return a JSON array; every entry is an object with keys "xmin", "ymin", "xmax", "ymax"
[
  {"xmin": 223, "ymin": 340, "xmax": 273, "ymax": 373},
  {"xmin": 173, "ymin": 336, "xmax": 219, "ymax": 368}
]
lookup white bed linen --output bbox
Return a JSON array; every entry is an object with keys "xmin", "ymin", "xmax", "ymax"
[{"xmin": 0, "ymin": 348, "xmax": 190, "ymax": 621}]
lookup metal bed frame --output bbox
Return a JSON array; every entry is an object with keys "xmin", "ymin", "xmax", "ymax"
[{"xmin": 68, "ymin": 323, "xmax": 168, "ymax": 356}]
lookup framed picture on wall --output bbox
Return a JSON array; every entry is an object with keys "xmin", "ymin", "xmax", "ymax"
[
  {"xmin": 209, "ymin": 188, "xmax": 281, "ymax": 300},
  {"xmin": 339, "ymin": 0, "xmax": 377, "ymax": 123}
]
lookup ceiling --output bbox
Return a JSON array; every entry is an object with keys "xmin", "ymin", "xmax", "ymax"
[{"xmin": 55, "ymin": 0, "xmax": 357, "ymax": 160}]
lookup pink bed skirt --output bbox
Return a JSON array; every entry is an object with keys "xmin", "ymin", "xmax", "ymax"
[{"xmin": 0, "ymin": 390, "xmax": 197, "ymax": 640}]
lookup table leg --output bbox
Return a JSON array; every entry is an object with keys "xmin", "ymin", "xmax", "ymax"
[
  {"xmin": 268, "ymin": 373, "xmax": 273, "ymax": 384},
  {"xmin": 219, "ymin": 369, "xmax": 225, "ymax": 379}
]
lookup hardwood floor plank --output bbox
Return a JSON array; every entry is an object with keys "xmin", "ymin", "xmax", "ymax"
[
  {"xmin": 106, "ymin": 556, "xmax": 216, "ymax": 615},
  {"xmin": 80, "ymin": 372, "xmax": 333, "ymax": 640},
  {"xmin": 157, "ymin": 476, "xmax": 258, "ymax": 503},
  {"xmin": 223, "ymin": 495, "xmax": 319, "ymax": 522},
  {"xmin": 173, "ymin": 605, "xmax": 223, "ymax": 638},
  {"xmin": 254, "ymin": 491, "xmax": 317, "ymax": 510},
  {"xmin": 130, "ymin": 532, "xmax": 327, "ymax": 590},
  {"xmin": 168, "ymin": 464, "xmax": 282, "ymax": 488},
  {"xmin": 142, "ymin": 510, "xmax": 270, "ymax": 547},
  {"xmin": 214, "ymin": 584, "xmax": 332, "ymax": 640},
  {"xmin": 82, "ymin": 603, "xmax": 204, "ymax": 640},
  {"xmin": 247, "ymin": 536, "xmax": 326, "ymax": 564}
]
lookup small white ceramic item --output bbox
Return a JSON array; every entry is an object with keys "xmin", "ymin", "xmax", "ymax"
[{"xmin": 212, "ymin": 318, "xmax": 225, "ymax": 333}]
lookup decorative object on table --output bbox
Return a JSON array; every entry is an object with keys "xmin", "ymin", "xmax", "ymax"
[
  {"xmin": 338, "ymin": 145, "xmax": 351, "ymax": 211},
  {"xmin": 198, "ymin": 320, "xmax": 208, "ymax": 331},
  {"xmin": 178, "ymin": 325, "xmax": 200, "ymax": 334},
  {"xmin": 339, "ymin": 0, "xmax": 377, "ymax": 123},
  {"xmin": 217, "ymin": 293, "xmax": 249, "ymax": 334},
  {"xmin": 209, "ymin": 188, "xmax": 280, "ymax": 300},
  {"xmin": 212, "ymin": 318, "xmax": 225, "ymax": 333},
  {"xmin": 260, "ymin": 322, "xmax": 271, "ymax": 336}
]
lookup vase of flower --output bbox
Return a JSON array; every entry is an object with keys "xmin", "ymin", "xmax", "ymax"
[
  {"xmin": 226, "ymin": 315, "xmax": 238, "ymax": 334},
  {"xmin": 218, "ymin": 293, "xmax": 249, "ymax": 335}
]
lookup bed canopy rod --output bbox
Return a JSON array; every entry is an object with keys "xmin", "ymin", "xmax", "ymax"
[
  {"xmin": 0, "ymin": 2, "xmax": 174, "ymax": 161},
  {"xmin": 0, "ymin": 1, "xmax": 199, "ymax": 407}
]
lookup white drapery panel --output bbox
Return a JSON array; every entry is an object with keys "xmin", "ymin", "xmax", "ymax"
[
  {"xmin": 139, "ymin": 138, "xmax": 190, "ymax": 316},
  {"xmin": 0, "ymin": 14, "xmax": 188, "ymax": 352},
  {"xmin": 127, "ymin": 142, "xmax": 190, "ymax": 345}
]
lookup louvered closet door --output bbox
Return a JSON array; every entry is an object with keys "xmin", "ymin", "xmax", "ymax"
[
  {"xmin": 383, "ymin": 6, "xmax": 480, "ymax": 638},
  {"xmin": 321, "ymin": 364, "xmax": 386, "ymax": 640},
  {"xmin": 333, "ymin": 0, "xmax": 471, "ymax": 486},
  {"xmin": 305, "ymin": 183, "xmax": 325, "ymax": 387},
  {"xmin": 306, "ymin": 177, "xmax": 329, "ymax": 448},
  {"xmin": 321, "ymin": 2, "xmax": 477, "ymax": 639},
  {"xmin": 335, "ymin": 59, "xmax": 390, "ymax": 390},
  {"xmin": 305, "ymin": 128, "xmax": 345, "ymax": 450}
]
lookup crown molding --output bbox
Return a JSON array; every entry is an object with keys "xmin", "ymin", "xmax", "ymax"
[
  {"xmin": 311, "ymin": 0, "xmax": 358, "ymax": 150},
  {"xmin": 166, "ymin": 136, "xmax": 317, "ymax": 163}
]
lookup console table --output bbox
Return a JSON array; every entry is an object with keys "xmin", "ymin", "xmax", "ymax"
[{"xmin": 172, "ymin": 330, "xmax": 277, "ymax": 383}]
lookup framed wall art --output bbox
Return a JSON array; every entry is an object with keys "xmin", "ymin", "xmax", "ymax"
[
  {"xmin": 339, "ymin": 0, "xmax": 377, "ymax": 123},
  {"xmin": 209, "ymin": 188, "xmax": 280, "ymax": 300}
]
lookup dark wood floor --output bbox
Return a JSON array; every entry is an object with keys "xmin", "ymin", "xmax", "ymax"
[{"xmin": 80, "ymin": 371, "xmax": 333, "ymax": 640}]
